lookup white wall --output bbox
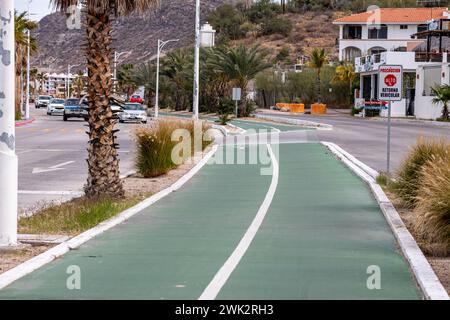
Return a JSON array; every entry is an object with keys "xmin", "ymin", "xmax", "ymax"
[{"xmin": 415, "ymin": 64, "xmax": 450, "ymax": 120}]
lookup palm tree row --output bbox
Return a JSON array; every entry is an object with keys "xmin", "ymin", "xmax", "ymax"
[
  {"xmin": 14, "ymin": 11, "xmax": 38, "ymax": 117},
  {"xmin": 121, "ymin": 44, "xmax": 270, "ymax": 116}
]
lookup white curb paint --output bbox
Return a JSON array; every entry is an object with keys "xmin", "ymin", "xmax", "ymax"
[
  {"xmin": 227, "ymin": 122, "xmax": 247, "ymax": 134},
  {"xmin": 256, "ymin": 114, "xmax": 333, "ymax": 131},
  {"xmin": 0, "ymin": 145, "xmax": 219, "ymax": 291},
  {"xmin": 199, "ymin": 144, "xmax": 279, "ymax": 300},
  {"xmin": 322, "ymin": 142, "xmax": 449, "ymax": 300}
]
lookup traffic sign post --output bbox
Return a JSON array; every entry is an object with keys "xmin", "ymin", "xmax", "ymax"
[
  {"xmin": 378, "ymin": 65, "xmax": 403, "ymax": 174},
  {"xmin": 232, "ymin": 88, "xmax": 241, "ymax": 118}
]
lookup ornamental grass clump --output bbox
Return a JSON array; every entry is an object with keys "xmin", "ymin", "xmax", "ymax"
[
  {"xmin": 135, "ymin": 120, "xmax": 212, "ymax": 178},
  {"xmin": 414, "ymin": 155, "xmax": 450, "ymax": 255},
  {"xmin": 392, "ymin": 138, "xmax": 450, "ymax": 207}
]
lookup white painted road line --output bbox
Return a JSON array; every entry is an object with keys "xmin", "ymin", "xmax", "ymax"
[
  {"xmin": 199, "ymin": 144, "xmax": 279, "ymax": 300},
  {"xmin": 18, "ymin": 190, "xmax": 83, "ymax": 196},
  {"xmin": 32, "ymin": 161, "xmax": 75, "ymax": 174}
]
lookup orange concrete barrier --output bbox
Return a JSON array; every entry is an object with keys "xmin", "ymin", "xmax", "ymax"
[
  {"xmin": 276, "ymin": 103, "xmax": 305, "ymax": 113},
  {"xmin": 311, "ymin": 103, "xmax": 327, "ymax": 115},
  {"xmin": 289, "ymin": 103, "xmax": 304, "ymax": 113}
]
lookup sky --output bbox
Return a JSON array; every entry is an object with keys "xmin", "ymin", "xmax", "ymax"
[{"xmin": 15, "ymin": 0, "xmax": 54, "ymax": 22}]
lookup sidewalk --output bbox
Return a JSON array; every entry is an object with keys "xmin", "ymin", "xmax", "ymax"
[{"xmin": 0, "ymin": 143, "xmax": 420, "ymax": 299}]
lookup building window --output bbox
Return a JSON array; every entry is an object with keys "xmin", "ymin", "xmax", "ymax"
[
  {"xmin": 343, "ymin": 25, "xmax": 362, "ymax": 39},
  {"xmin": 400, "ymin": 25, "xmax": 408, "ymax": 30},
  {"xmin": 368, "ymin": 24, "xmax": 388, "ymax": 39}
]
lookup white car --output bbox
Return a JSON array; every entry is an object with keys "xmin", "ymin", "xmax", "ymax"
[
  {"xmin": 36, "ymin": 95, "xmax": 52, "ymax": 109},
  {"xmin": 118, "ymin": 103, "xmax": 147, "ymax": 124},
  {"xmin": 47, "ymin": 98, "xmax": 66, "ymax": 116}
]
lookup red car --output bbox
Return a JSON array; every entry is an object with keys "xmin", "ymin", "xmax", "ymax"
[{"xmin": 130, "ymin": 95, "xmax": 143, "ymax": 104}]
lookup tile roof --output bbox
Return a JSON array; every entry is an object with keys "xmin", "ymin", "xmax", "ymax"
[{"xmin": 333, "ymin": 7, "xmax": 448, "ymax": 24}]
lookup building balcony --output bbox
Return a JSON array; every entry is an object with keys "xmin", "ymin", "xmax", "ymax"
[{"xmin": 415, "ymin": 52, "xmax": 450, "ymax": 63}]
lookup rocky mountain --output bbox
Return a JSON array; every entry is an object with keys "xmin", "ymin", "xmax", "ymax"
[{"xmin": 32, "ymin": 0, "xmax": 233, "ymax": 73}]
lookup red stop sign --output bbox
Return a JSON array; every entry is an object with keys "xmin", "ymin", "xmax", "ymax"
[{"xmin": 384, "ymin": 74, "xmax": 397, "ymax": 87}]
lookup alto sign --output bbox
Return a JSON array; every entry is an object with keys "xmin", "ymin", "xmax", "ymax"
[{"xmin": 378, "ymin": 65, "xmax": 403, "ymax": 101}]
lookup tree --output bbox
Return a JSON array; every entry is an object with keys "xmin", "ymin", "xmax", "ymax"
[
  {"xmin": 431, "ymin": 84, "xmax": 450, "ymax": 121},
  {"xmin": 308, "ymin": 48, "xmax": 327, "ymax": 103},
  {"xmin": 210, "ymin": 45, "xmax": 271, "ymax": 116},
  {"xmin": 117, "ymin": 63, "xmax": 136, "ymax": 99},
  {"xmin": 332, "ymin": 64, "xmax": 356, "ymax": 103},
  {"xmin": 51, "ymin": 0, "xmax": 160, "ymax": 198},
  {"xmin": 130, "ymin": 62, "xmax": 156, "ymax": 109},
  {"xmin": 72, "ymin": 71, "xmax": 86, "ymax": 99},
  {"xmin": 36, "ymin": 72, "xmax": 48, "ymax": 95},
  {"xmin": 14, "ymin": 11, "xmax": 38, "ymax": 118}
]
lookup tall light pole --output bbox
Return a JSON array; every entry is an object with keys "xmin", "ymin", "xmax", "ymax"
[
  {"xmin": 155, "ymin": 39, "xmax": 179, "ymax": 118},
  {"xmin": 113, "ymin": 51, "xmax": 131, "ymax": 94},
  {"xmin": 0, "ymin": 0, "xmax": 18, "ymax": 247},
  {"xmin": 192, "ymin": 0, "xmax": 201, "ymax": 120},
  {"xmin": 66, "ymin": 63, "xmax": 82, "ymax": 98},
  {"xmin": 25, "ymin": 0, "xmax": 33, "ymax": 120}
]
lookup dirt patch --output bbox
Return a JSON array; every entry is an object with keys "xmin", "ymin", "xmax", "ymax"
[{"xmin": 0, "ymin": 245, "xmax": 53, "ymax": 275}]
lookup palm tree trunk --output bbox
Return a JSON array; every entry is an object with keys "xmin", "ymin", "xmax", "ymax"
[
  {"xmin": 84, "ymin": 9, "xmax": 124, "ymax": 198},
  {"xmin": 443, "ymin": 103, "xmax": 450, "ymax": 120},
  {"xmin": 317, "ymin": 71, "xmax": 321, "ymax": 103}
]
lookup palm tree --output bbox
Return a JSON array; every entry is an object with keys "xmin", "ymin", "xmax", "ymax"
[
  {"xmin": 51, "ymin": 0, "xmax": 160, "ymax": 198},
  {"xmin": 73, "ymin": 71, "xmax": 86, "ymax": 98},
  {"xmin": 36, "ymin": 72, "xmax": 48, "ymax": 94},
  {"xmin": 431, "ymin": 84, "xmax": 450, "ymax": 121},
  {"xmin": 308, "ymin": 48, "xmax": 327, "ymax": 103},
  {"xmin": 117, "ymin": 63, "xmax": 136, "ymax": 99},
  {"xmin": 30, "ymin": 68, "xmax": 38, "ymax": 100},
  {"xmin": 210, "ymin": 45, "xmax": 270, "ymax": 116},
  {"xmin": 130, "ymin": 62, "xmax": 157, "ymax": 108},
  {"xmin": 14, "ymin": 11, "xmax": 38, "ymax": 117},
  {"xmin": 332, "ymin": 64, "xmax": 356, "ymax": 103}
]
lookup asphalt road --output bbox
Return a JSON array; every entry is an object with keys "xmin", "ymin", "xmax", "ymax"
[
  {"xmin": 16, "ymin": 107, "xmax": 136, "ymax": 214},
  {"xmin": 263, "ymin": 111, "xmax": 450, "ymax": 172}
]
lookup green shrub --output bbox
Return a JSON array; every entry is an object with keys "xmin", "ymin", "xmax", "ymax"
[
  {"xmin": 392, "ymin": 138, "xmax": 450, "ymax": 207},
  {"xmin": 135, "ymin": 120, "xmax": 213, "ymax": 178},
  {"xmin": 261, "ymin": 17, "xmax": 292, "ymax": 37},
  {"xmin": 240, "ymin": 100, "xmax": 257, "ymax": 117},
  {"xmin": 217, "ymin": 98, "xmax": 235, "ymax": 125},
  {"xmin": 414, "ymin": 155, "xmax": 450, "ymax": 255}
]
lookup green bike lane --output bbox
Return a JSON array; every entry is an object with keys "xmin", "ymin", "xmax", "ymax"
[
  {"xmin": 0, "ymin": 144, "xmax": 420, "ymax": 299},
  {"xmin": 158, "ymin": 112, "xmax": 308, "ymax": 133}
]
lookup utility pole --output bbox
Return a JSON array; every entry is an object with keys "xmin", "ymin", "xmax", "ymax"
[
  {"xmin": 0, "ymin": 0, "xmax": 18, "ymax": 247},
  {"xmin": 192, "ymin": 0, "xmax": 201, "ymax": 120},
  {"xmin": 155, "ymin": 39, "xmax": 179, "ymax": 119}
]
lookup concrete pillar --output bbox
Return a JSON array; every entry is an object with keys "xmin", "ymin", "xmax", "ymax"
[{"xmin": 0, "ymin": 0, "xmax": 18, "ymax": 247}]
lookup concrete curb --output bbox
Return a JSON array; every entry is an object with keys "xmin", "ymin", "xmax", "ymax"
[
  {"xmin": 226, "ymin": 122, "xmax": 247, "ymax": 135},
  {"xmin": 0, "ymin": 145, "xmax": 219, "ymax": 291},
  {"xmin": 15, "ymin": 117, "xmax": 35, "ymax": 127},
  {"xmin": 255, "ymin": 114, "xmax": 333, "ymax": 131},
  {"xmin": 322, "ymin": 141, "xmax": 449, "ymax": 300}
]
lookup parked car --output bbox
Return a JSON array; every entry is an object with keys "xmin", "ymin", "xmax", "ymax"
[
  {"xmin": 36, "ymin": 95, "xmax": 52, "ymax": 109},
  {"xmin": 47, "ymin": 98, "xmax": 66, "ymax": 116},
  {"xmin": 118, "ymin": 103, "xmax": 148, "ymax": 124},
  {"xmin": 63, "ymin": 98, "xmax": 88, "ymax": 121},
  {"xmin": 130, "ymin": 95, "xmax": 143, "ymax": 104}
]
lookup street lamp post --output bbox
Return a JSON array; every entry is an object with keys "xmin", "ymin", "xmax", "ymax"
[
  {"xmin": 155, "ymin": 39, "xmax": 179, "ymax": 119},
  {"xmin": 192, "ymin": 0, "xmax": 201, "ymax": 120},
  {"xmin": 0, "ymin": 0, "xmax": 18, "ymax": 247},
  {"xmin": 25, "ymin": 0, "xmax": 33, "ymax": 120},
  {"xmin": 113, "ymin": 51, "xmax": 131, "ymax": 94}
]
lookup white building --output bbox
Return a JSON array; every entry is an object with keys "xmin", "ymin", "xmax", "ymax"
[{"xmin": 333, "ymin": 7, "xmax": 449, "ymax": 61}]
